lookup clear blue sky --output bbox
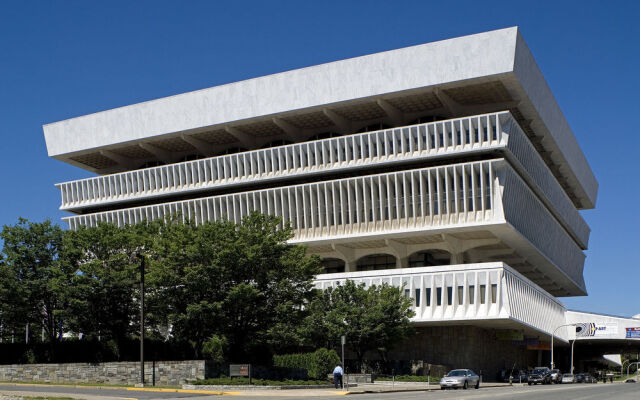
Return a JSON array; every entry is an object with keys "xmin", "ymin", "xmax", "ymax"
[{"xmin": 0, "ymin": 1, "xmax": 638, "ymax": 316}]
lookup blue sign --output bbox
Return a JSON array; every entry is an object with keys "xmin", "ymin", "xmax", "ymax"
[{"xmin": 626, "ymin": 328, "xmax": 640, "ymax": 338}]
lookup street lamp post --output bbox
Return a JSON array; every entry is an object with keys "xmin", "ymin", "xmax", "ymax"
[
  {"xmin": 550, "ymin": 323, "xmax": 577, "ymax": 370},
  {"xmin": 570, "ymin": 339, "xmax": 576, "ymax": 374},
  {"xmin": 137, "ymin": 253, "xmax": 146, "ymax": 386},
  {"xmin": 628, "ymin": 362, "xmax": 640, "ymax": 378},
  {"xmin": 622, "ymin": 359, "xmax": 630, "ymax": 378}
]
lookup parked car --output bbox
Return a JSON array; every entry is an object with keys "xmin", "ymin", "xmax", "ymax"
[
  {"xmin": 527, "ymin": 367, "xmax": 552, "ymax": 385},
  {"xmin": 549, "ymin": 369, "xmax": 561, "ymax": 384},
  {"xmin": 561, "ymin": 373, "xmax": 576, "ymax": 383},
  {"xmin": 515, "ymin": 370, "xmax": 529, "ymax": 383},
  {"xmin": 580, "ymin": 374, "xmax": 597, "ymax": 383},
  {"xmin": 439, "ymin": 369, "xmax": 480, "ymax": 390}
]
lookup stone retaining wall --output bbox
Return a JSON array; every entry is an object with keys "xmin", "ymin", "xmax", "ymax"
[{"xmin": 0, "ymin": 360, "xmax": 205, "ymax": 386}]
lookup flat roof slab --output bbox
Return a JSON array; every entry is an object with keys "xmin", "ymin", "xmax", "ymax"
[{"xmin": 43, "ymin": 27, "xmax": 597, "ymax": 208}]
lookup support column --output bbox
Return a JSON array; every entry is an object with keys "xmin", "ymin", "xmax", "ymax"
[
  {"xmin": 385, "ymin": 239, "xmax": 408, "ymax": 270},
  {"xmin": 450, "ymin": 252, "xmax": 464, "ymax": 265},
  {"xmin": 332, "ymin": 244, "xmax": 357, "ymax": 273}
]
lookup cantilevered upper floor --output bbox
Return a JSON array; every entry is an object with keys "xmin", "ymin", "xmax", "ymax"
[
  {"xmin": 43, "ymin": 27, "xmax": 598, "ymax": 209},
  {"xmin": 56, "ymin": 112, "xmax": 591, "ymax": 249}
]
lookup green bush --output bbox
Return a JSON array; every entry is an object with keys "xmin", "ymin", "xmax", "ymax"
[
  {"xmin": 273, "ymin": 348, "xmax": 340, "ymax": 379},
  {"xmin": 202, "ymin": 335, "xmax": 227, "ymax": 363},
  {"xmin": 193, "ymin": 376, "xmax": 328, "ymax": 386},
  {"xmin": 375, "ymin": 375, "xmax": 440, "ymax": 382}
]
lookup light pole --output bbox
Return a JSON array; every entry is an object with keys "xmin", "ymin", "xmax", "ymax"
[
  {"xmin": 628, "ymin": 362, "xmax": 640, "ymax": 378},
  {"xmin": 621, "ymin": 359, "xmax": 630, "ymax": 378},
  {"xmin": 550, "ymin": 323, "xmax": 577, "ymax": 370},
  {"xmin": 570, "ymin": 339, "xmax": 576, "ymax": 374},
  {"xmin": 137, "ymin": 253, "xmax": 146, "ymax": 387}
]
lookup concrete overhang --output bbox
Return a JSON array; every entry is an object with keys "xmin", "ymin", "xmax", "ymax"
[
  {"xmin": 303, "ymin": 223, "xmax": 587, "ymax": 297},
  {"xmin": 43, "ymin": 26, "xmax": 598, "ymax": 209}
]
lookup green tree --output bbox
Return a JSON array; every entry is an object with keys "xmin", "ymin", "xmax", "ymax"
[
  {"xmin": 303, "ymin": 280, "xmax": 415, "ymax": 371},
  {"xmin": 0, "ymin": 219, "xmax": 69, "ymax": 344},
  {"xmin": 149, "ymin": 212, "xmax": 321, "ymax": 361},
  {"xmin": 62, "ymin": 221, "xmax": 146, "ymax": 347}
]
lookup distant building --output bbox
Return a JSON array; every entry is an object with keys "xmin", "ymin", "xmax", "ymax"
[{"xmin": 44, "ymin": 27, "xmax": 639, "ymax": 374}]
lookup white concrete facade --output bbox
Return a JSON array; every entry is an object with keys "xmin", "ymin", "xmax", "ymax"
[{"xmin": 44, "ymin": 28, "xmax": 639, "ymax": 366}]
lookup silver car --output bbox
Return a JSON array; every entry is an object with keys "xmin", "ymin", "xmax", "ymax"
[{"xmin": 440, "ymin": 369, "xmax": 480, "ymax": 389}]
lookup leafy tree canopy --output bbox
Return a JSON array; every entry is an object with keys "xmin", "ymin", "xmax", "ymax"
[{"xmin": 302, "ymin": 279, "xmax": 415, "ymax": 371}]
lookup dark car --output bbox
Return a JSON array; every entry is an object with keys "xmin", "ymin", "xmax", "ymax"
[
  {"xmin": 528, "ymin": 367, "xmax": 552, "ymax": 385},
  {"xmin": 578, "ymin": 373, "xmax": 597, "ymax": 383}
]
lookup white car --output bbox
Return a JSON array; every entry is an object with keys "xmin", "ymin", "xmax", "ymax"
[
  {"xmin": 561, "ymin": 374, "xmax": 575, "ymax": 383},
  {"xmin": 440, "ymin": 369, "xmax": 480, "ymax": 390}
]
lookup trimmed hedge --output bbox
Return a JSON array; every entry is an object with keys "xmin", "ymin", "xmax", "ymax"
[
  {"xmin": 375, "ymin": 375, "xmax": 440, "ymax": 382},
  {"xmin": 193, "ymin": 376, "xmax": 328, "ymax": 386},
  {"xmin": 273, "ymin": 348, "xmax": 340, "ymax": 380},
  {"xmin": 0, "ymin": 339, "xmax": 194, "ymax": 365}
]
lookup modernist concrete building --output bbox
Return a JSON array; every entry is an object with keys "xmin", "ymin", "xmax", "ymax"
[{"xmin": 44, "ymin": 27, "xmax": 639, "ymax": 375}]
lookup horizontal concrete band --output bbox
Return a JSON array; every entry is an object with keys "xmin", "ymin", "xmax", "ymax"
[
  {"xmin": 56, "ymin": 112, "xmax": 589, "ymax": 249},
  {"xmin": 315, "ymin": 262, "xmax": 568, "ymax": 340},
  {"xmin": 62, "ymin": 159, "xmax": 586, "ymax": 296}
]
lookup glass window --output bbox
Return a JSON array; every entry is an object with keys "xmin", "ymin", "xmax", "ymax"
[
  {"xmin": 425, "ymin": 288, "xmax": 431, "ymax": 307},
  {"xmin": 491, "ymin": 284, "xmax": 497, "ymax": 303},
  {"xmin": 480, "ymin": 285, "xmax": 486, "ymax": 304},
  {"xmin": 408, "ymin": 250, "xmax": 451, "ymax": 267},
  {"xmin": 321, "ymin": 258, "xmax": 345, "ymax": 274},
  {"xmin": 356, "ymin": 254, "xmax": 396, "ymax": 271},
  {"xmin": 469, "ymin": 285, "xmax": 475, "ymax": 305},
  {"xmin": 404, "ymin": 289, "xmax": 410, "ymax": 299},
  {"xmin": 457, "ymin": 286, "xmax": 464, "ymax": 305},
  {"xmin": 436, "ymin": 287, "xmax": 442, "ymax": 306},
  {"xmin": 415, "ymin": 289, "xmax": 421, "ymax": 307},
  {"xmin": 447, "ymin": 287, "xmax": 453, "ymax": 306}
]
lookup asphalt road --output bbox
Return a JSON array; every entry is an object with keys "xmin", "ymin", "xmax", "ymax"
[{"xmin": 0, "ymin": 382, "xmax": 638, "ymax": 400}]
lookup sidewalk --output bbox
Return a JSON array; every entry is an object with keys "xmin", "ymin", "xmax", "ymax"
[{"xmin": 0, "ymin": 380, "xmax": 517, "ymax": 398}]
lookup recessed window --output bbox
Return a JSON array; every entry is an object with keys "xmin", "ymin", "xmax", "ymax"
[
  {"xmin": 408, "ymin": 250, "xmax": 451, "ymax": 267},
  {"xmin": 447, "ymin": 287, "xmax": 453, "ymax": 306},
  {"xmin": 404, "ymin": 289, "xmax": 410, "ymax": 299},
  {"xmin": 356, "ymin": 254, "xmax": 396, "ymax": 271},
  {"xmin": 436, "ymin": 287, "xmax": 442, "ymax": 306},
  {"xmin": 480, "ymin": 285, "xmax": 486, "ymax": 304},
  {"xmin": 457, "ymin": 286, "xmax": 464, "ymax": 305},
  {"xmin": 491, "ymin": 284, "xmax": 497, "ymax": 304},
  {"xmin": 426, "ymin": 288, "xmax": 432, "ymax": 307},
  {"xmin": 469, "ymin": 285, "xmax": 475, "ymax": 305},
  {"xmin": 415, "ymin": 289, "xmax": 421, "ymax": 307},
  {"xmin": 321, "ymin": 258, "xmax": 345, "ymax": 274}
]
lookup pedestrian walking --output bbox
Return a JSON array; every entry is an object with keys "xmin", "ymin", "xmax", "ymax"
[{"xmin": 333, "ymin": 364, "xmax": 343, "ymax": 389}]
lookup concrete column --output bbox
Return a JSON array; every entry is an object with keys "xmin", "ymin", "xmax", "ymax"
[
  {"xmin": 450, "ymin": 253, "xmax": 464, "ymax": 265},
  {"xmin": 345, "ymin": 261, "xmax": 356, "ymax": 272}
]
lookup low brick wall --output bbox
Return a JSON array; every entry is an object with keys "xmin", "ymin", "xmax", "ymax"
[{"xmin": 0, "ymin": 360, "xmax": 205, "ymax": 386}]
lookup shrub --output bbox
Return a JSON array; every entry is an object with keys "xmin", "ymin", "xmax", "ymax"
[
  {"xmin": 273, "ymin": 348, "xmax": 340, "ymax": 379},
  {"xmin": 193, "ymin": 376, "xmax": 327, "ymax": 386},
  {"xmin": 202, "ymin": 335, "xmax": 227, "ymax": 363},
  {"xmin": 375, "ymin": 374, "xmax": 440, "ymax": 382}
]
